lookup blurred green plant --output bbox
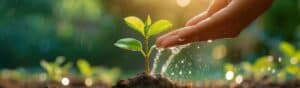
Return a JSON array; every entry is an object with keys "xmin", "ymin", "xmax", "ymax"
[
  {"xmin": 0, "ymin": 68, "xmax": 28, "ymax": 80},
  {"xmin": 278, "ymin": 41, "xmax": 300, "ymax": 79},
  {"xmin": 40, "ymin": 56, "xmax": 72, "ymax": 82},
  {"xmin": 114, "ymin": 16, "xmax": 172, "ymax": 74},
  {"xmin": 224, "ymin": 41, "xmax": 300, "ymax": 81},
  {"xmin": 225, "ymin": 56, "xmax": 275, "ymax": 80},
  {"xmin": 77, "ymin": 59, "xmax": 121, "ymax": 85}
]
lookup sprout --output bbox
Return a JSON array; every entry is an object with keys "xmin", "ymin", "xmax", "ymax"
[
  {"xmin": 76, "ymin": 59, "xmax": 121, "ymax": 85},
  {"xmin": 40, "ymin": 56, "xmax": 72, "ymax": 82},
  {"xmin": 114, "ymin": 15, "xmax": 172, "ymax": 74}
]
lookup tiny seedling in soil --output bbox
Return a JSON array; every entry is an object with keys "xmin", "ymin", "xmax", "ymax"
[
  {"xmin": 77, "ymin": 59, "xmax": 121, "ymax": 85},
  {"xmin": 40, "ymin": 56, "xmax": 72, "ymax": 82},
  {"xmin": 114, "ymin": 15, "xmax": 172, "ymax": 74}
]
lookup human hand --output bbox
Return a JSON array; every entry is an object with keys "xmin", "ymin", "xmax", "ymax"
[{"xmin": 156, "ymin": 0, "xmax": 273, "ymax": 48}]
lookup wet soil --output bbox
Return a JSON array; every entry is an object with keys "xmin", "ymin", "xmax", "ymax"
[{"xmin": 113, "ymin": 72, "xmax": 191, "ymax": 88}]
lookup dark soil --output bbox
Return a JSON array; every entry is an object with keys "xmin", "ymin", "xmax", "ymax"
[
  {"xmin": 233, "ymin": 76, "xmax": 300, "ymax": 88},
  {"xmin": 0, "ymin": 78, "xmax": 109, "ymax": 88},
  {"xmin": 113, "ymin": 72, "xmax": 191, "ymax": 88}
]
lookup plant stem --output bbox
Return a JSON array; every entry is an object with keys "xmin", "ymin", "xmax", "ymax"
[{"xmin": 144, "ymin": 37, "xmax": 150, "ymax": 73}]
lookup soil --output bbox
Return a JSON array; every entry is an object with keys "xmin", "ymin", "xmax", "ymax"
[
  {"xmin": 114, "ymin": 74, "xmax": 300, "ymax": 88},
  {"xmin": 113, "ymin": 72, "xmax": 191, "ymax": 88},
  {"xmin": 2, "ymin": 74, "xmax": 300, "ymax": 88},
  {"xmin": 0, "ymin": 78, "xmax": 109, "ymax": 88}
]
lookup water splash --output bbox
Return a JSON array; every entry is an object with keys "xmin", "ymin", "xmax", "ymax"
[
  {"xmin": 160, "ymin": 44, "xmax": 190, "ymax": 75},
  {"xmin": 150, "ymin": 48, "xmax": 165, "ymax": 74}
]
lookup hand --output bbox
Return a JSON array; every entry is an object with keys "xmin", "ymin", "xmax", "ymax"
[{"xmin": 156, "ymin": 0, "xmax": 273, "ymax": 48}]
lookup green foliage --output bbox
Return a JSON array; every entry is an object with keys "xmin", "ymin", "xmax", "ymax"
[
  {"xmin": 148, "ymin": 20, "xmax": 172, "ymax": 37},
  {"xmin": 76, "ymin": 59, "xmax": 121, "ymax": 85},
  {"xmin": 124, "ymin": 16, "xmax": 145, "ymax": 36},
  {"xmin": 279, "ymin": 41, "xmax": 296, "ymax": 57},
  {"xmin": 115, "ymin": 15, "xmax": 172, "ymax": 73},
  {"xmin": 94, "ymin": 67, "xmax": 121, "ymax": 85},
  {"xmin": 114, "ymin": 38, "xmax": 142, "ymax": 51},
  {"xmin": 225, "ymin": 41, "xmax": 300, "ymax": 81},
  {"xmin": 224, "ymin": 63, "xmax": 235, "ymax": 72},
  {"xmin": 40, "ymin": 56, "xmax": 72, "ymax": 82},
  {"xmin": 77, "ymin": 59, "xmax": 93, "ymax": 77}
]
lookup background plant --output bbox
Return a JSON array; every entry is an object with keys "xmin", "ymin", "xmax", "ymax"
[
  {"xmin": 114, "ymin": 16, "xmax": 172, "ymax": 74},
  {"xmin": 77, "ymin": 59, "xmax": 121, "ymax": 85},
  {"xmin": 40, "ymin": 56, "xmax": 72, "ymax": 82}
]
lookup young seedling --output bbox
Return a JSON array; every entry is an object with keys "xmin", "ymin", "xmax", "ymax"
[
  {"xmin": 77, "ymin": 59, "xmax": 121, "ymax": 85},
  {"xmin": 40, "ymin": 56, "xmax": 72, "ymax": 82},
  {"xmin": 114, "ymin": 16, "xmax": 172, "ymax": 74}
]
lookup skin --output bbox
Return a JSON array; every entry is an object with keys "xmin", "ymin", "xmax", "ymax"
[{"xmin": 156, "ymin": 0, "xmax": 274, "ymax": 48}]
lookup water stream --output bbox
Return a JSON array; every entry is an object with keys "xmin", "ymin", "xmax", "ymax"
[
  {"xmin": 160, "ymin": 44, "xmax": 191, "ymax": 75},
  {"xmin": 150, "ymin": 48, "xmax": 164, "ymax": 74}
]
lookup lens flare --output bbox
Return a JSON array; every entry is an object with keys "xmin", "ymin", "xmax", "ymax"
[
  {"xmin": 225, "ymin": 71, "xmax": 234, "ymax": 80},
  {"xmin": 176, "ymin": 0, "xmax": 191, "ymax": 7}
]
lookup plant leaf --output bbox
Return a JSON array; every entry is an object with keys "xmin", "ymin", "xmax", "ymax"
[
  {"xmin": 279, "ymin": 41, "xmax": 295, "ymax": 57},
  {"xmin": 114, "ymin": 38, "xmax": 142, "ymax": 51},
  {"xmin": 124, "ymin": 16, "xmax": 145, "ymax": 36},
  {"xmin": 146, "ymin": 15, "xmax": 151, "ymax": 27},
  {"xmin": 148, "ymin": 20, "xmax": 172, "ymax": 37},
  {"xmin": 77, "ymin": 59, "xmax": 93, "ymax": 77}
]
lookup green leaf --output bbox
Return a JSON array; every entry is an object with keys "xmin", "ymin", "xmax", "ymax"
[
  {"xmin": 224, "ymin": 63, "xmax": 235, "ymax": 72},
  {"xmin": 146, "ymin": 15, "xmax": 151, "ymax": 27},
  {"xmin": 114, "ymin": 38, "xmax": 142, "ymax": 51},
  {"xmin": 55, "ymin": 56, "xmax": 65, "ymax": 65},
  {"xmin": 148, "ymin": 20, "xmax": 172, "ymax": 37},
  {"xmin": 279, "ymin": 41, "xmax": 295, "ymax": 56},
  {"xmin": 40, "ymin": 60, "xmax": 52, "ymax": 74},
  {"xmin": 77, "ymin": 59, "xmax": 93, "ymax": 77},
  {"xmin": 124, "ymin": 16, "xmax": 145, "ymax": 36},
  {"xmin": 285, "ymin": 65, "xmax": 300, "ymax": 75}
]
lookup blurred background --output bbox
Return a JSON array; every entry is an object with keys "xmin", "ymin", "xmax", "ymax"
[{"xmin": 0, "ymin": 0, "xmax": 299, "ymax": 81}]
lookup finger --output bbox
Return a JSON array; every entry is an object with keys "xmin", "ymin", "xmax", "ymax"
[
  {"xmin": 156, "ymin": 26, "xmax": 198, "ymax": 48},
  {"xmin": 185, "ymin": 11, "xmax": 208, "ymax": 26},
  {"xmin": 206, "ymin": 0, "xmax": 231, "ymax": 14},
  {"xmin": 156, "ymin": 30, "xmax": 179, "ymax": 48},
  {"xmin": 186, "ymin": 0, "xmax": 231, "ymax": 26}
]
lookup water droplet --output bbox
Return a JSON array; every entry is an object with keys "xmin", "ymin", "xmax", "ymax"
[
  {"xmin": 272, "ymin": 69, "xmax": 276, "ymax": 74},
  {"xmin": 188, "ymin": 70, "xmax": 192, "ymax": 74},
  {"xmin": 197, "ymin": 46, "xmax": 200, "ymax": 49},
  {"xmin": 278, "ymin": 57, "xmax": 282, "ymax": 62},
  {"xmin": 181, "ymin": 60, "xmax": 185, "ymax": 64},
  {"xmin": 171, "ymin": 72, "xmax": 175, "ymax": 76},
  {"xmin": 169, "ymin": 47, "xmax": 180, "ymax": 54},
  {"xmin": 179, "ymin": 71, "xmax": 183, "ymax": 75}
]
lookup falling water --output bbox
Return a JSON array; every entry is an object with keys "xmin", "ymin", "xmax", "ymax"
[
  {"xmin": 150, "ymin": 48, "xmax": 165, "ymax": 74},
  {"xmin": 160, "ymin": 44, "xmax": 191, "ymax": 75}
]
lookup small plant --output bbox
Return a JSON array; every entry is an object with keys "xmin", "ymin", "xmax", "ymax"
[
  {"xmin": 77, "ymin": 59, "xmax": 121, "ymax": 85},
  {"xmin": 40, "ymin": 56, "xmax": 72, "ymax": 82},
  {"xmin": 114, "ymin": 15, "xmax": 172, "ymax": 73}
]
